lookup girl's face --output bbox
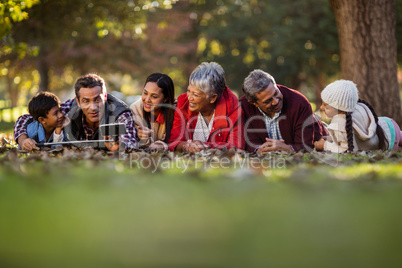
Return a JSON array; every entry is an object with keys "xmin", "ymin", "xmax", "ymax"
[
  {"xmin": 142, "ymin": 82, "xmax": 166, "ymax": 113},
  {"xmin": 320, "ymin": 101, "xmax": 339, "ymax": 118}
]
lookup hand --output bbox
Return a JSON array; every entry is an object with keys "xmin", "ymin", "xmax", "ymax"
[
  {"xmin": 184, "ymin": 140, "xmax": 209, "ymax": 153},
  {"xmin": 257, "ymin": 138, "xmax": 292, "ymax": 154},
  {"xmin": 21, "ymin": 138, "xmax": 39, "ymax": 151},
  {"xmin": 314, "ymin": 139, "xmax": 325, "ymax": 151},
  {"xmin": 136, "ymin": 126, "xmax": 153, "ymax": 140},
  {"xmin": 55, "ymin": 116, "xmax": 70, "ymax": 134},
  {"xmin": 321, "ymin": 135, "xmax": 332, "ymax": 142},
  {"xmin": 104, "ymin": 135, "xmax": 119, "ymax": 152},
  {"xmin": 149, "ymin": 141, "xmax": 168, "ymax": 151}
]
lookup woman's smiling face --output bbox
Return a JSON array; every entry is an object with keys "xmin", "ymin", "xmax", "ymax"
[
  {"xmin": 186, "ymin": 85, "xmax": 217, "ymax": 114},
  {"xmin": 142, "ymin": 82, "xmax": 166, "ymax": 113}
]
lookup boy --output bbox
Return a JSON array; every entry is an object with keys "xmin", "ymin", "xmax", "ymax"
[{"xmin": 20, "ymin": 92, "xmax": 69, "ymax": 150}]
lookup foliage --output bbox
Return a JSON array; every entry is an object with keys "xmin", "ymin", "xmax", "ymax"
[
  {"xmin": 1, "ymin": 0, "xmax": 401, "ymax": 107},
  {"xmin": 0, "ymin": 0, "xmax": 193, "ymax": 100},
  {"xmin": 0, "ymin": 0, "xmax": 341, "ymax": 104},
  {"xmin": 0, "ymin": 0, "xmax": 40, "ymax": 47},
  {"xmin": 194, "ymin": 0, "xmax": 340, "ymax": 96},
  {"xmin": 1, "ymin": 147, "xmax": 402, "ymax": 267}
]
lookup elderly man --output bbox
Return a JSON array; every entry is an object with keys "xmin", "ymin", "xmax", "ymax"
[
  {"xmin": 240, "ymin": 69, "xmax": 327, "ymax": 153},
  {"xmin": 14, "ymin": 73, "xmax": 137, "ymax": 151}
]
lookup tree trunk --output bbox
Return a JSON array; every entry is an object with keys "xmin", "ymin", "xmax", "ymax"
[
  {"xmin": 38, "ymin": 55, "xmax": 49, "ymax": 92},
  {"xmin": 6, "ymin": 70, "xmax": 19, "ymax": 108},
  {"xmin": 330, "ymin": 0, "xmax": 402, "ymax": 125}
]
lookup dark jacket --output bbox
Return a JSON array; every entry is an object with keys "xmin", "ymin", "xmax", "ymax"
[
  {"xmin": 240, "ymin": 85, "xmax": 328, "ymax": 152},
  {"xmin": 65, "ymin": 94, "xmax": 131, "ymax": 148}
]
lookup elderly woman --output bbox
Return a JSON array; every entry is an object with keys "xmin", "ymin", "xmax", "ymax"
[{"xmin": 168, "ymin": 62, "xmax": 244, "ymax": 152}]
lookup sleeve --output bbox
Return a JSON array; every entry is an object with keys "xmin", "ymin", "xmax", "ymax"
[
  {"xmin": 167, "ymin": 106, "xmax": 188, "ymax": 151},
  {"xmin": 323, "ymin": 129, "xmax": 349, "ymax": 153},
  {"xmin": 288, "ymin": 102, "xmax": 315, "ymax": 152},
  {"xmin": 52, "ymin": 130, "xmax": 64, "ymax": 143},
  {"xmin": 205, "ymin": 104, "xmax": 245, "ymax": 150},
  {"xmin": 227, "ymin": 105, "xmax": 245, "ymax": 150},
  {"xmin": 242, "ymin": 112, "xmax": 266, "ymax": 153},
  {"xmin": 13, "ymin": 114, "xmax": 34, "ymax": 141},
  {"xmin": 131, "ymin": 105, "xmax": 151, "ymax": 147},
  {"xmin": 116, "ymin": 111, "xmax": 138, "ymax": 150},
  {"xmin": 61, "ymin": 99, "xmax": 74, "ymax": 114}
]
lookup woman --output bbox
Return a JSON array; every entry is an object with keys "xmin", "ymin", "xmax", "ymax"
[
  {"xmin": 168, "ymin": 62, "xmax": 244, "ymax": 152},
  {"xmin": 130, "ymin": 73, "xmax": 175, "ymax": 151}
]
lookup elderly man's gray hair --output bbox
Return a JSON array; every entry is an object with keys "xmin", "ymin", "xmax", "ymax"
[
  {"xmin": 242, "ymin": 69, "xmax": 276, "ymax": 103},
  {"xmin": 189, "ymin": 62, "xmax": 226, "ymax": 100}
]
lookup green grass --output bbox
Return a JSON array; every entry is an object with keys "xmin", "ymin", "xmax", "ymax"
[
  {"xmin": 0, "ymin": 121, "xmax": 15, "ymax": 133},
  {"xmin": 1, "ymin": 156, "xmax": 402, "ymax": 268}
]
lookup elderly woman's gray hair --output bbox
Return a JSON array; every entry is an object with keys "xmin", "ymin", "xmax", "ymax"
[
  {"xmin": 189, "ymin": 62, "xmax": 226, "ymax": 101},
  {"xmin": 242, "ymin": 70, "xmax": 276, "ymax": 103}
]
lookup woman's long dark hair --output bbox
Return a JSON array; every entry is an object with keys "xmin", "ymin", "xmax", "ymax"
[
  {"xmin": 143, "ymin": 73, "xmax": 175, "ymax": 143},
  {"xmin": 344, "ymin": 99, "xmax": 388, "ymax": 152}
]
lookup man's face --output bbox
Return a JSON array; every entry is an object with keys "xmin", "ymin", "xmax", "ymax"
[
  {"xmin": 77, "ymin": 86, "xmax": 107, "ymax": 128},
  {"xmin": 252, "ymin": 83, "xmax": 283, "ymax": 117}
]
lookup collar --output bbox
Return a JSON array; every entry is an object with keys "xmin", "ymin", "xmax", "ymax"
[
  {"xmin": 81, "ymin": 115, "xmax": 97, "ymax": 137},
  {"xmin": 154, "ymin": 112, "xmax": 164, "ymax": 124},
  {"xmin": 210, "ymin": 86, "xmax": 229, "ymax": 129},
  {"xmin": 258, "ymin": 107, "xmax": 282, "ymax": 121}
]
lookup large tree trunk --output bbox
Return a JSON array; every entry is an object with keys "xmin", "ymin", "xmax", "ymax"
[
  {"xmin": 330, "ymin": 0, "xmax": 402, "ymax": 125},
  {"xmin": 6, "ymin": 70, "xmax": 19, "ymax": 108},
  {"xmin": 38, "ymin": 51, "xmax": 49, "ymax": 92}
]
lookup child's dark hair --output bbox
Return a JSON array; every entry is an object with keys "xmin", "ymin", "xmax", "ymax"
[
  {"xmin": 143, "ymin": 73, "xmax": 175, "ymax": 143},
  {"xmin": 345, "ymin": 112, "xmax": 354, "ymax": 152},
  {"xmin": 344, "ymin": 99, "xmax": 388, "ymax": 152},
  {"xmin": 28, "ymin": 91, "xmax": 61, "ymax": 121}
]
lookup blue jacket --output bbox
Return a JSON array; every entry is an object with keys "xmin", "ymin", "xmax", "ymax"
[{"xmin": 26, "ymin": 120, "xmax": 68, "ymax": 148}]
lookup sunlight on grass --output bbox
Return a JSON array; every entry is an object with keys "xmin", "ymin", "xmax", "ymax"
[
  {"xmin": 332, "ymin": 163, "xmax": 402, "ymax": 180},
  {"xmin": 1, "ymin": 150, "xmax": 402, "ymax": 267}
]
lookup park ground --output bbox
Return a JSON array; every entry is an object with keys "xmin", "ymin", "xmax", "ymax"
[{"xmin": 1, "ymin": 133, "xmax": 402, "ymax": 267}]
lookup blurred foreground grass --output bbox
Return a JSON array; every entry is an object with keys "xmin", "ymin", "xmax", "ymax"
[{"xmin": 1, "ymin": 154, "xmax": 402, "ymax": 268}]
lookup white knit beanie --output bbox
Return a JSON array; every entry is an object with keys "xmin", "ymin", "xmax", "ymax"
[{"xmin": 321, "ymin": 80, "xmax": 359, "ymax": 112}]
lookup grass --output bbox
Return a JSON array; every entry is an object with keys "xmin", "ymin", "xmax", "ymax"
[
  {"xmin": 1, "ymin": 151, "xmax": 402, "ymax": 268},
  {"xmin": 0, "ymin": 122, "xmax": 15, "ymax": 133}
]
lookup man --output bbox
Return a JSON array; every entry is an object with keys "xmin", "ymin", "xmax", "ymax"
[
  {"xmin": 14, "ymin": 73, "xmax": 137, "ymax": 151},
  {"xmin": 240, "ymin": 69, "xmax": 327, "ymax": 153}
]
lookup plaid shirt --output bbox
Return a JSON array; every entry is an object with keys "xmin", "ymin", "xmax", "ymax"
[
  {"xmin": 14, "ymin": 99, "xmax": 138, "ymax": 150},
  {"xmin": 258, "ymin": 107, "xmax": 283, "ymax": 140}
]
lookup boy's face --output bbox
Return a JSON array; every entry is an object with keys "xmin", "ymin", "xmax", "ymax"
[
  {"xmin": 40, "ymin": 105, "xmax": 64, "ymax": 129},
  {"xmin": 77, "ymin": 86, "xmax": 107, "ymax": 128}
]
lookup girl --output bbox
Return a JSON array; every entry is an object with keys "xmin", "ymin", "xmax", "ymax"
[
  {"xmin": 130, "ymin": 73, "xmax": 175, "ymax": 151},
  {"xmin": 314, "ymin": 79, "xmax": 402, "ymax": 153}
]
